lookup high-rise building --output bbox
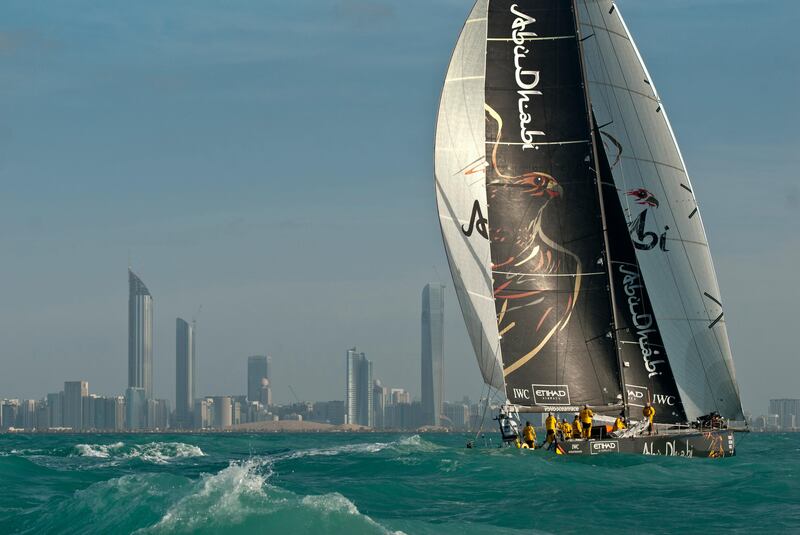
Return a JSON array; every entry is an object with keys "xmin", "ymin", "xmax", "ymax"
[
  {"xmin": 175, "ymin": 318, "xmax": 196, "ymax": 428},
  {"xmin": 47, "ymin": 392, "xmax": 64, "ymax": 428},
  {"xmin": 769, "ymin": 399, "xmax": 800, "ymax": 431},
  {"xmin": 64, "ymin": 381, "xmax": 88, "ymax": 431},
  {"xmin": 247, "ymin": 355, "xmax": 271, "ymax": 404},
  {"xmin": 373, "ymin": 380, "xmax": 388, "ymax": 429},
  {"xmin": 421, "ymin": 283, "xmax": 444, "ymax": 426},
  {"xmin": 20, "ymin": 399, "xmax": 37, "ymax": 430},
  {"xmin": 345, "ymin": 347, "xmax": 373, "ymax": 427},
  {"xmin": 1, "ymin": 400, "xmax": 20, "ymax": 430},
  {"xmin": 129, "ymin": 269, "xmax": 154, "ymax": 400},
  {"xmin": 125, "ymin": 387, "xmax": 147, "ymax": 430}
]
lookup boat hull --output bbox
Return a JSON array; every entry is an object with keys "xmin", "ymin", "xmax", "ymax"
[{"xmin": 555, "ymin": 430, "xmax": 735, "ymax": 458}]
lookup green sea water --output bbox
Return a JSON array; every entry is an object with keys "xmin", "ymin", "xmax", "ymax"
[{"xmin": 0, "ymin": 432, "xmax": 797, "ymax": 534}]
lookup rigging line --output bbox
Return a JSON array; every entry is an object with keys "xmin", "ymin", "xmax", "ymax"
[{"xmin": 602, "ymin": 4, "xmax": 729, "ymax": 413}]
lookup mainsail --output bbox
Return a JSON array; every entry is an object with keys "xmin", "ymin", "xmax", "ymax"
[
  {"xmin": 483, "ymin": 0, "xmax": 621, "ymax": 410},
  {"xmin": 435, "ymin": 0, "xmax": 743, "ymax": 422}
]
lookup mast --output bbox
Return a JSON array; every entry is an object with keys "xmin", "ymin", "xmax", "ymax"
[{"xmin": 571, "ymin": 0, "xmax": 629, "ymax": 418}]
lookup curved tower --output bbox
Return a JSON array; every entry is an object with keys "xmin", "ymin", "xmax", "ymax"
[{"xmin": 128, "ymin": 269, "xmax": 154, "ymax": 400}]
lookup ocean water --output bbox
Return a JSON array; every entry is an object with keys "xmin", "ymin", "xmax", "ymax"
[{"xmin": 0, "ymin": 432, "xmax": 797, "ymax": 534}]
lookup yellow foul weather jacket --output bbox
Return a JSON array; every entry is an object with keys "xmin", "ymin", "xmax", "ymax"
[
  {"xmin": 523, "ymin": 425, "xmax": 536, "ymax": 443},
  {"xmin": 545, "ymin": 415, "xmax": 557, "ymax": 432},
  {"xmin": 579, "ymin": 408, "xmax": 593, "ymax": 425}
]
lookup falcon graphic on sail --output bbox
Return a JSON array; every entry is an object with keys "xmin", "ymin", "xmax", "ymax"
[{"xmin": 485, "ymin": 104, "xmax": 582, "ymax": 376}]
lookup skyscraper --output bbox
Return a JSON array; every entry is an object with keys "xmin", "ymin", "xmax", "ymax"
[
  {"xmin": 64, "ymin": 381, "xmax": 88, "ymax": 431},
  {"xmin": 175, "ymin": 317, "xmax": 196, "ymax": 428},
  {"xmin": 247, "ymin": 355, "xmax": 271, "ymax": 404},
  {"xmin": 128, "ymin": 269, "xmax": 154, "ymax": 399},
  {"xmin": 421, "ymin": 283, "xmax": 444, "ymax": 426},
  {"xmin": 346, "ymin": 347, "xmax": 373, "ymax": 427}
]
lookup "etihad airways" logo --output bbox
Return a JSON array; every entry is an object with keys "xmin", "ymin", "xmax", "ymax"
[{"xmin": 510, "ymin": 4, "xmax": 545, "ymax": 150}]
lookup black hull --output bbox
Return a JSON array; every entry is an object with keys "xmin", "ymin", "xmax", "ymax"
[{"xmin": 553, "ymin": 430, "xmax": 735, "ymax": 458}]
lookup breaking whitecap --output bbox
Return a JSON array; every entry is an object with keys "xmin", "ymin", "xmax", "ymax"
[{"xmin": 72, "ymin": 442, "xmax": 204, "ymax": 464}]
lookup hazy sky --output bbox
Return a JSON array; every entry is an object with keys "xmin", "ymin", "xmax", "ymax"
[{"xmin": 0, "ymin": 0, "xmax": 797, "ymax": 415}]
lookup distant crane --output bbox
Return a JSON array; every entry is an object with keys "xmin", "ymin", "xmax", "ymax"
[{"xmin": 288, "ymin": 385, "xmax": 302, "ymax": 404}]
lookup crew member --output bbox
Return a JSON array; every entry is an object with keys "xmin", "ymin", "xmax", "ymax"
[
  {"xmin": 612, "ymin": 412, "xmax": 626, "ymax": 432},
  {"xmin": 545, "ymin": 412, "xmax": 558, "ymax": 445},
  {"xmin": 522, "ymin": 420, "xmax": 536, "ymax": 449},
  {"xmin": 579, "ymin": 405, "xmax": 593, "ymax": 439},
  {"xmin": 560, "ymin": 418, "xmax": 572, "ymax": 441},
  {"xmin": 572, "ymin": 414, "xmax": 582, "ymax": 439},
  {"xmin": 643, "ymin": 402, "xmax": 656, "ymax": 435}
]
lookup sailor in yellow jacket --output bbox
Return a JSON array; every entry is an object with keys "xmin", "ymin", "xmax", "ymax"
[
  {"xmin": 579, "ymin": 405, "xmax": 593, "ymax": 439},
  {"xmin": 559, "ymin": 418, "xmax": 573, "ymax": 441},
  {"xmin": 522, "ymin": 421, "xmax": 536, "ymax": 448},
  {"xmin": 571, "ymin": 414, "xmax": 583, "ymax": 439},
  {"xmin": 643, "ymin": 402, "xmax": 656, "ymax": 435},
  {"xmin": 612, "ymin": 412, "xmax": 626, "ymax": 432},
  {"xmin": 545, "ymin": 413, "xmax": 558, "ymax": 444}
]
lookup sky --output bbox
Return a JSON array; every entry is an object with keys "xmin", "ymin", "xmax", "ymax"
[{"xmin": 0, "ymin": 0, "xmax": 797, "ymax": 415}]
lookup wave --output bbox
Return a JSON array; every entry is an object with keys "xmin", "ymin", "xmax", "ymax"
[
  {"xmin": 72, "ymin": 442, "xmax": 205, "ymax": 464},
  {"xmin": 139, "ymin": 458, "xmax": 403, "ymax": 535},
  {"xmin": 274, "ymin": 434, "xmax": 440, "ymax": 462}
]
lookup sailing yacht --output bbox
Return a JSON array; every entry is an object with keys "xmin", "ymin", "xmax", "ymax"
[{"xmin": 434, "ymin": 0, "xmax": 744, "ymax": 457}]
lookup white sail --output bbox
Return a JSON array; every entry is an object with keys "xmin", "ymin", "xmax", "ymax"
[
  {"xmin": 577, "ymin": 0, "xmax": 743, "ymax": 419},
  {"xmin": 434, "ymin": 0, "xmax": 505, "ymax": 392}
]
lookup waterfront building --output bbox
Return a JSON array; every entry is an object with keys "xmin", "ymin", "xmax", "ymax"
[
  {"xmin": 309, "ymin": 400, "xmax": 345, "ymax": 425},
  {"xmin": 20, "ymin": 399, "xmax": 37, "ymax": 430},
  {"xmin": 193, "ymin": 398, "xmax": 212, "ymax": 429},
  {"xmin": 47, "ymin": 392, "xmax": 64, "ymax": 428},
  {"xmin": 64, "ymin": 381, "xmax": 88, "ymax": 431},
  {"xmin": 345, "ymin": 347, "xmax": 373, "ymax": 427},
  {"xmin": 125, "ymin": 387, "xmax": 147, "ymax": 430},
  {"xmin": 129, "ymin": 269, "xmax": 154, "ymax": 400},
  {"xmin": 175, "ymin": 317, "xmax": 196, "ymax": 429},
  {"xmin": 105, "ymin": 396, "xmax": 125, "ymax": 430},
  {"xmin": 247, "ymin": 355, "xmax": 271, "ymax": 404},
  {"xmin": 373, "ymin": 380, "xmax": 388, "ymax": 429},
  {"xmin": 212, "ymin": 396, "xmax": 233, "ymax": 429},
  {"xmin": 443, "ymin": 401, "xmax": 470, "ymax": 430},
  {"xmin": 1, "ymin": 400, "xmax": 20, "ymax": 430},
  {"xmin": 769, "ymin": 399, "xmax": 800, "ymax": 431},
  {"xmin": 421, "ymin": 283, "xmax": 445, "ymax": 427}
]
